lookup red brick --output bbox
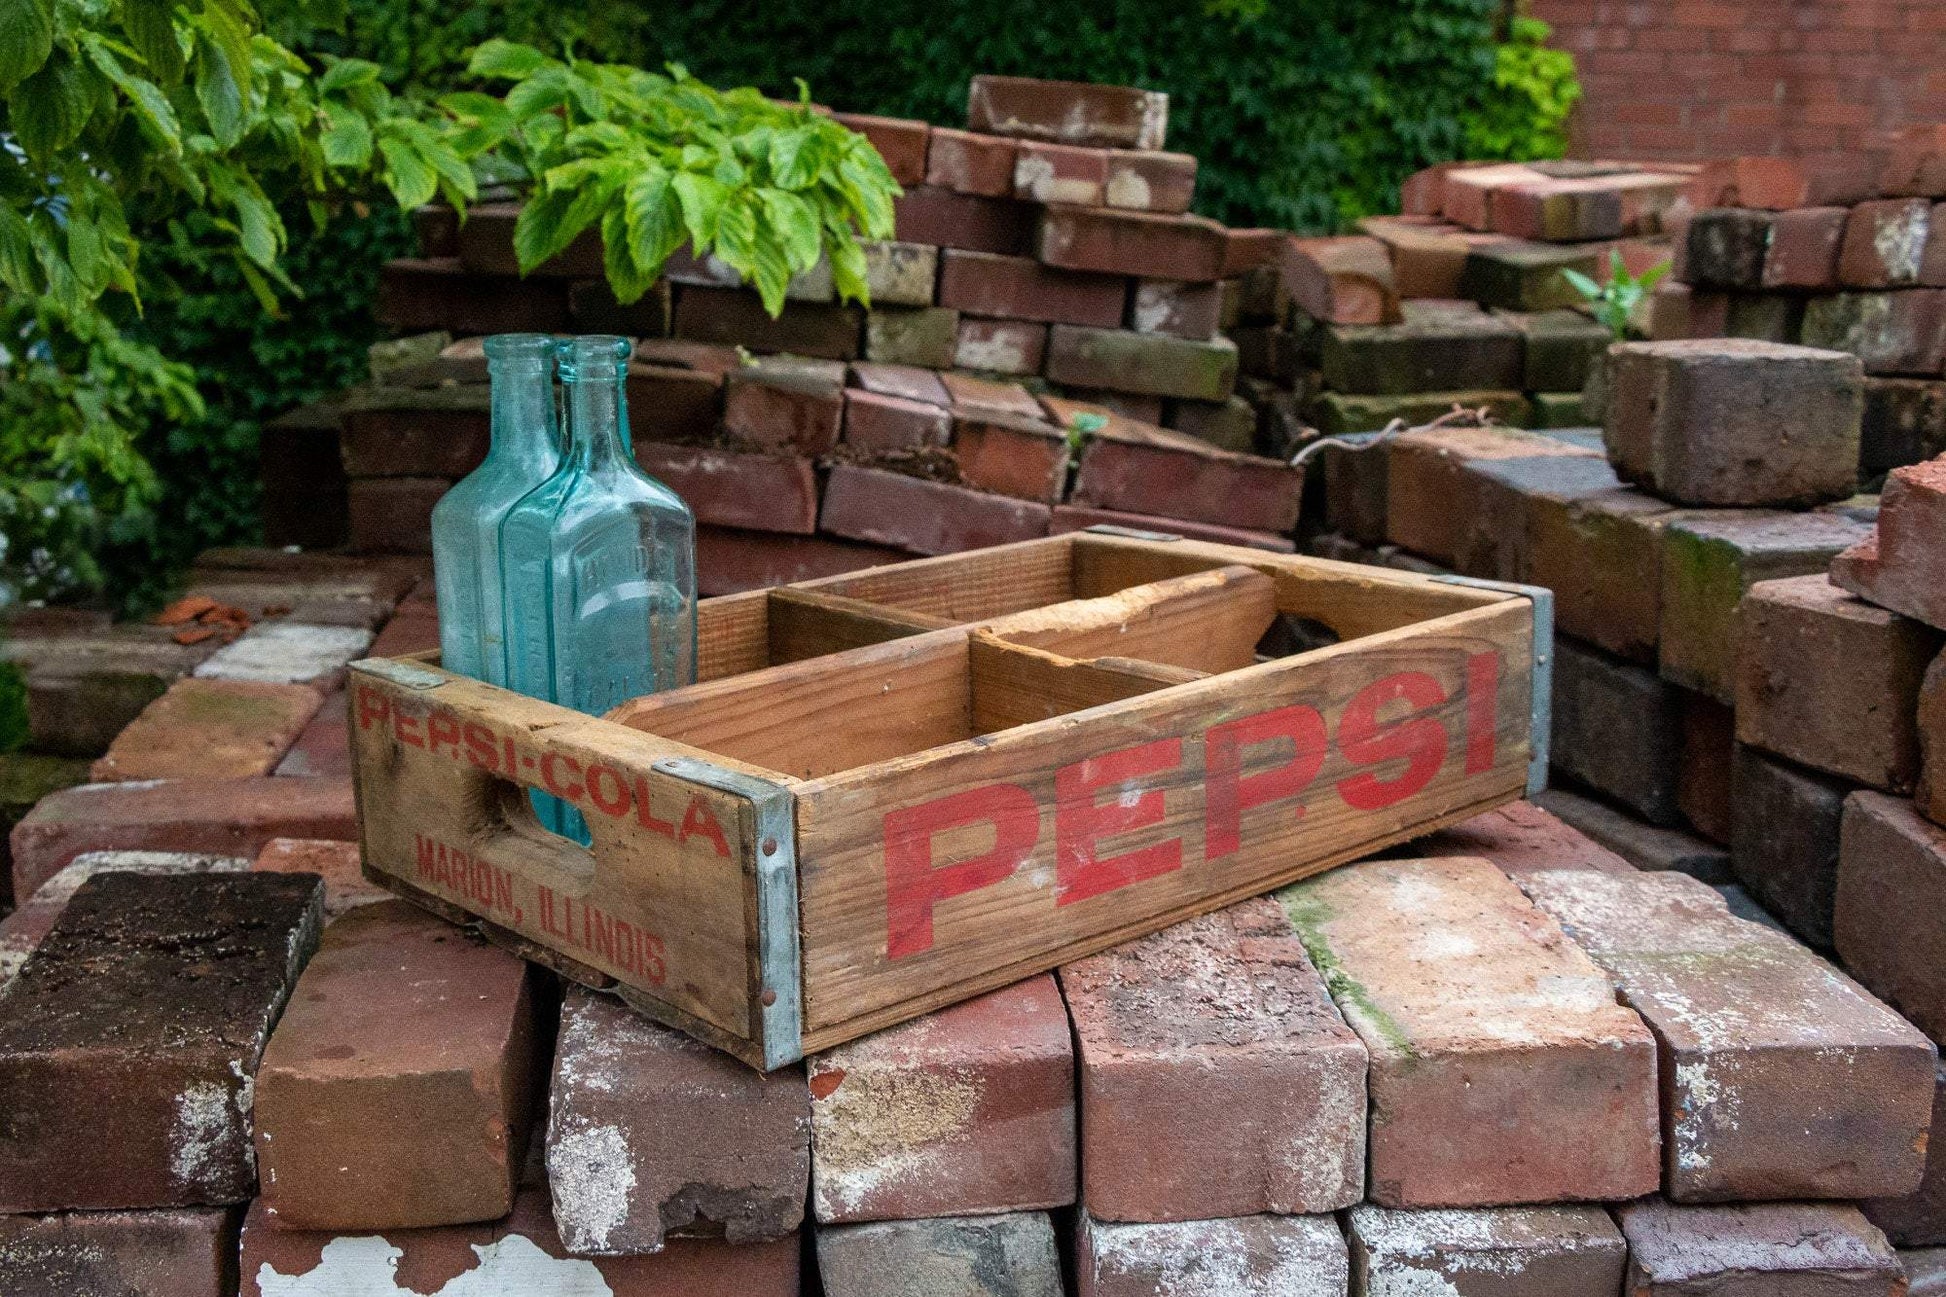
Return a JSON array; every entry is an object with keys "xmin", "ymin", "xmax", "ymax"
[
  {"xmin": 1103, "ymin": 149, "xmax": 1197, "ymax": 213},
  {"xmin": 1405, "ymin": 800, "xmax": 1637, "ymax": 877},
  {"xmin": 274, "ymin": 689, "xmax": 350, "ymax": 779},
  {"xmin": 1881, "ymin": 124, "xmax": 1946, "ymax": 198},
  {"xmin": 833, "ymin": 112, "xmax": 929, "ymax": 186},
  {"xmin": 1840, "ymin": 198, "xmax": 1941, "ymax": 286},
  {"xmin": 808, "ymin": 975, "xmax": 1073, "ymax": 1224},
  {"xmin": 1837, "ymin": 790, "xmax": 1946, "ymax": 1043},
  {"xmin": 954, "ymin": 317, "xmax": 1047, "ymax": 374},
  {"xmin": 939, "ymin": 371, "xmax": 1049, "ymax": 420},
  {"xmin": 949, "ymin": 412, "xmax": 1069, "ymax": 502},
  {"xmin": 1047, "ymin": 504, "xmax": 1295, "ymax": 552},
  {"xmin": 1062, "ymin": 899, "xmax": 1367, "ymax": 1222},
  {"xmin": 1680, "ymin": 693, "xmax": 1738, "ymax": 844},
  {"xmin": 1348, "ymin": 1204, "xmax": 1629, "ymax": 1296},
  {"xmin": 820, "ymin": 464, "xmax": 1050, "ymax": 555},
  {"xmin": 1130, "ymin": 279, "xmax": 1221, "ymax": 340},
  {"xmin": 1282, "ymin": 857, "xmax": 1662, "ymax": 1207},
  {"xmin": 375, "ymin": 258, "xmax": 571, "ymax": 335},
  {"xmin": 368, "ymin": 599, "xmax": 440, "ymax": 658},
  {"xmin": 1392, "ymin": 427, "xmax": 1599, "ymax": 568},
  {"xmin": 966, "ymin": 75, "xmax": 1167, "ymax": 150},
  {"xmin": 1764, "ymin": 205, "xmax": 1849, "ymax": 288},
  {"xmin": 1832, "ymin": 458, "xmax": 1946, "ymax": 630},
  {"xmin": 850, "ymin": 361, "xmax": 950, "ymax": 406},
  {"xmin": 1801, "ymin": 289, "xmax": 1946, "ymax": 374},
  {"xmin": 1688, "ymin": 152, "xmax": 1882, "ymax": 209},
  {"xmin": 413, "ymin": 203, "xmax": 457, "ymax": 257},
  {"xmin": 546, "ymin": 988, "xmax": 808, "ymax": 1254},
  {"xmin": 1078, "ymin": 1212, "xmax": 1348, "ymax": 1297},
  {"xmin": 254, "ymin": 900, "xmax": 538, "ymax": 1230},
  {"xmin": 1525, "ymin": 868, "xmax": 1936, "ymax": 1201},
  {"xmin": 10, "ymin": 775, "xmax": 357, "ymax": 903},
  {"xmin": 1736, "ymin": 574, "xmax": 1944, "ymax": 790},
  {"xmin": 1923, "ymin": 649, "xmax": 1946, "ymax": 826},
  {"xmin": 1623, "ymin": 1199, "xmax": 1905, "ymax": 1295},
  {"xmin": 632, "ymin": 442, "xmax": 819, "ymax": 535},
  {"xmin": 348, "ymin": 477, "xmax": 445, "ymax": 555},
  {"xmin": 937, "ymin": 249, "xmax": 1126, "ymax": 327},
  {"xmin": 722, "ymin": 369, "xmax": 845, "ymax": 455},
  {"xmin": 1073, "ymin": 419, "xmax": 1300, "ymax": 532},
  {"xmin": 673, "ymin": 286, "xmax": 862, "ymax": 359},
  {"xmin": 1864, "ymin": 1058, "xmax": 1946, "ymax": 1246},
  {"xmin": 1442, "ymin": 163, "xmax": 1552, "ymax": 230},
  {"xmin": 1400, "ymin": 161, "xmax": 1479, "ymax": 215},
  {"xmin": 0, "ymin": 872, "xmax": 323, "ymax": 1211},
  {"xmin": 455, "ymin": 202, "xmax": 600, "ymax": 278},
  {"xmin": 341, "ymin": 400, "xmax": 489, "ymax": 479},
  {"xmin": 625, "ymin": 364, "xmax": 723, "ymax": 444},
  {"xmin": 1012, "ymin": 140, "xmax": 1108, "ymax": 205},
  {"xmin": 0, "ymin": 1207, "xmax": 240, "ymax": 1297},
  {"xmin": 695, "ymin": 526, "xmax": 905, "ymax": 595},
  {"xmin": 1222, "ymin": 226, "xmax": 1287, "ymax": 277},
  {"xmin": 843, "ymin": 388, "xmax": 952, "ymax": 453},
  {"xmin": 1281, "ymin": 236, "xmax": 1403, "ymax": 325},
  {"xmin": 252, "ymin": 838, "xmax": 388, "ymax": 918},
  {"xmin": 1037, "ymin": 207, "xmax": 1228, "ymax": 281},
  {"xmin": 1055, "ymin": 387, "xmax": 1166, "ymax": 425},
  {"xmin": 924, "ymin": 128, "xmax": 1018, "ymax": 196},
  {"xmin": 891, "ymin": 186, "xmax": 1035, "ymax": 255}
]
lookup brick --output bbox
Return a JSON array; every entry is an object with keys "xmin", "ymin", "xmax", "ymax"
[
  {"xmin": 1730, "ymin": 743, "xmax": 1852, "ymax": 947},
  {"xmin": 1280, "ymin": 857, "xmax": 1661, "ymax": 1207},
  {"xmin": 721, "ymin": 368, "xmax": 844, "ymax": 455},
  {"xmin": 1552, "ymin": 637, "xmax": 1686, "ymax": 824},
  {"xmin": 0, "ymin": 1207, "xmax": 240, "ymax": 1297},
  {"xmin": 5, "ymin": 628, "xmax": 212, "ymax": 757},
  {"xmin": 0, "ymin": 755, "xmax": 91, "ymax": 909},
  {"xmin": 834, "ymin": 112, "xmax": 929, "ymax": 185},
  {"xmin": 1281, "ymin": 236, "xmax": 1401, "ymax": 326},
  {"xmin": 861, "ymin": 240, "xmax": 938, "ymax": 308},
  {"xmin": 1321, "ymin": 300, "xmax": 1523, "ymax": 396},
  {"xmin": 1840, "ymin": 198, "xmax": 1942, "ymax": 287},
  {"xmin": 1865, "ymin": 1059, "xmax": 1946, "ymax": 1246},
  {"xmin": 1862, "ymin": 378, "xmax": 1946, "ymax": 476},
  {"xmin": 347, "ymin": 477, "xmax": 445, "ymax": 554},
  {"xmin": 1837, "ymin": 791, "xmax": 1946, "ymax": 1043},
  {"xmin": 90, "ymin": 677, "xmax": 322, "ymax": 783},
  {"xmin": 456, "ymin": 203, "xmax": 600, "ymax": 278},
  {"xmin": 1046, "ymin": 325, "xmax": 1237, "ymax": 401},
  {"xmin": 1077, "ymin": 1212, "xmax": 1349, "ymax": 1297},
  {"xmin": 809, "ymin": 975, "xmax": 1073, "ymax": 1224},
  {"xmin": 967, "ymin": 75, "xmax": 1167, "ymax": 150},
  {"xmin": 1130, "ymin": 278, "xmax": 1221, "ymax": 340},
  {"xmin": 632, "ymin": 442, "xmax": 818, "ymax": 535},
  {"xmin": 816, "ymin": 1211, "xmax": 1062, "ymax": 1297},
  {"xmin": 1038, "ymin": 207, "xmax": 1228, "ymax": 281},
  {"xmin": 252, "ymin": 838, "xmax": 386, "ymax": 918},
  {"xmin": 1604, "ymin": 339, "xmax": 1864, "ymax": 507},
  {"xmin": 924, "ymin": 128, "xmax": 1018, "ymax": 196},
  {"xmin": 948, "ymin": 372, "xmax": 1054, "ymax": 420},
  {"xmin": 254, "ymin": 900, "xmax": 537, "ymax": 1230},
  {"xmin": 239, "ymin": 1193, "xmax": 799, "ymax": 1297},
  {"xmin": 891, "ymin": 186, "xmax": 1034, "ymax": 255},
  {"xmin": 191, "ymin": 622, "xmax": 372, "ymax": 691},
  {"xmin": 954, "ymin": 318, "xmax": 1047, "ymax": 374},
  {"xmin": 1496, "ymin": 308, "xmax": 1612, "ymax": 392},
  {"xmin": 567, "ymin": 276, "xmax": 671, "ymax": 336},
  {"xmin": 1388, "ymin": 426, "xmax": 1597, "ymax": 567},
  {"xmin": 864, "ymin": 306, "xmax": 960, "ymax": 368},
  {"xmin": 1909, "ymin": 1250, "xmax": 1946, "ymax": 1295},
  {"xmin": 1660, "ymin": 509, "xmax": 1872, "ymax": 701},
  {"xmin": 1620, "ymin": 1200, "xmax": 1903, "ymax": 1296},
  {"xmin": 1535, "ymin": 788, "xmax": 1733, "ymax": 882},
  {"xmin": 1883, "ymin": 126, "xmax": 1946, "ymax": 200},
  {"xmin": 1763, "ymin": 206, "xmax": 1849, "ymax": 289},
  {"xmin": 673, "ymin": 285, "xmax": 862, "ymax": 359},
  {"xmin": 1525, "ymin": 868, "xmax": 1935, "ymax": 1201},
  {"xmin": 1679, "ymin": 693, "xmax": 1737, "ymax": 845},
  {"xmin": 1925, "ymin": 650, "xmax": 1946, "ymax": 825},
  {"xmin": 368, "ymin": 597, "xmax": 440, "ymax": 658},
  {"xmin": 625, "ymin": 364, "xmax": 723, "ymax": 444},
  {"xmin": 1458, "ymin": 240, "xmax": 1603, "ymax": 311},
  {"xmin": 1441, "ymin": 163, "xmax": 1552, "ymax": 231},
  {"xmin": 1399, "ymin": 162, "xmax": 1473, "ymax": 217},
  {"xmin": 1802, "ymin": 290, "xmax": 1946, "ymax": 375},
  {"xmin": 1737, "ymin": 574, "xmax": 1943, "ymax": 790},
  {"xmin": 10, "ymin": 775, "xmax": 356, "ymax": 904},
  {"xmin": 375, "ymin": 257, "xmax": 571, "ymax": 334},
  {"xmin": 1103, "ymin": 149, "xmax": 1196, "ymax": 213},
  {"xmin": 1492, "ymin": 174, "xmax": 1629, "ymax": 242},
  {"xmin": 820, "ymin": 465, "xmax": 1050, "ymax": 555},
  {"xmin": 273, "ymin": 689, "xmax": 349, "ymax": 779},
  {"xmin": 1306, "ymin": 390, "xmax": 1535, "ymax": 438},
  {"xmin": 1048, "ymin": 504, "xmax": 1293, "ymax": 551},
  {"xmin": 1167, "ymin": 395, "xmax": 1256, "ymax": 453},
  {"xmin": 851, "ymin": 361, "xmax": 950, "ymax": 406},
  {"xmin": 1689, "ymin": 153, "xmax": 1883, "ymax": 211},
  {"xmin": 547, "ymin": 987, "xmax": 807, "ymax": 1253},
  {"xmin": 942, "ymin": 250, "xmax": 1121, "ymax": 328},
  {"xmin": 340, "ymin": 395, "xmax": 488, "ymax": 478},
  {"xmin": 844, "ymin": 388, "xmax": 952, "ymax": 453},
  {"xmin": 0, "ymin": 872, "xmax": 322, "ymax": 1210},
  {"xmin": 951, "ymin": 412, "xmax": 1069, "ymax": 502},
  {"xmin": 1685, "ymin": 208, "xmax": 1776, "ymax": 289},
  {"xmin": 1348, "ymin": 1204, "xmax": 1628, "ymax": 1297},
  {"xmin": 1072, "ymin": 420, "xmax": 1301, "ymax": 532},
  {"xmin": 1403, "ymin": 800, "xmax": 1635, "ymax": 877},
  {"xmin": 695, "ymin": 526, "xmax": 904, "ymax": 596},
  {"xmin": 1011, "ymin": 140, "xmax": 1107, "ymax": 205},
  {"xmin": 1061, "ymin": 900, "xmax": 1366, "ymax": 1222},
  {"xmin": 1832, "ymin": 459, "xmax": 1946, "ymax": 630}
]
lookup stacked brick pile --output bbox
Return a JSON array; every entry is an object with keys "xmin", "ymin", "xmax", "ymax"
[
  {"xmin": 1264, "ymin": 160, "xmax": 1687, "ymax": 435},
  {"xmin": 1648, "ymin": 129, "xmax": 1946, "ymax": 484},
  {"xmin": 283, "ymin": 74, "xmax": 1314, "ymax": 592}
]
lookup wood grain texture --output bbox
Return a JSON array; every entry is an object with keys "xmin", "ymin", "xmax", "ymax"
[
  {"xmin": 766, "ymin": 588, "xmax": 953, "ymax": 664},
  {"xmin": 981, "ymin": 564, "xmax": 1276, "ymax": 673},
  {"xmin": 807, "ymin": 534, "xmax": 1076, "ymax": 620},
  {"xmin": 697, "ymin": 588, "xmax": 771, "ymax": 682},
  {"xmin": 968, "ymin": 633, "xmax": 1210, "ymax": 733}
]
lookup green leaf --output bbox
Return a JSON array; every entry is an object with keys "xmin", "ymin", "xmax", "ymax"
[
  {"xmin": 67, "ymin": 214, "xmax": 107, "ymax": 296},
  {"xmin": 12, "ymin": 54, "xmax": 96, "ymax": 159},
  {"xmin": 194, "ymin": 30, "xmax": 246, "ymax": 148},
  {"xmin": 376, "ymin": 133, "xmax": 438, "ymax": 210},
  {"xmin": 318, "ymin": 56, "xmax": 381, "ymax": 93},
  {"xmin": 622, "ymin": 166, "xmax": 684, "ymax": 275},
  {"xmin": 0, "ymin": 0, "xmax": 53, "ymax": 89},
  {"xmin": 512, "ymin": 178, "xmax": 611, "ymax": 273},
  {"xmin": 757, "ymin": 188, "xmax": 819, "ymax": 270},
  {"xmin": 121, "ymin": 0, "xmax": 183, "ymax": 85},
  {"xmin": 1559, "ymin": 268, "xmax": 1601, "ymax": 300},
  {"xmin": 1639, "ymin": 260, "xmax": 1672, "ymax": 289},
  {"xmin": 767, "ymin": 127, "xmax": 817, "ymax": 190},
  {"xmin": 437, "ymin": 89, "xmax": 514, "ymax": 157},
  {"xmin": 83, "ymin": 36, "xmax": 183, "ymax": 155},
  {"xmin": 829, "ymin": 233, "xmax": 869, "ymax": 306},
  {"xmin": 319, "ymin": 101, "xmax": 373, "ymax": 169},
  {"xmin": 468, "ymin": 38, "xmax": 550, "ymax": 81},
  {"xmin": 0, "ymin": 205, "xmax": 37, "ymax": 294},
  {"xmin": 671, "ymin": 170, "xmax": 729, "ymax": 250},
  {"xmin": 601, "ymin": 205, "xmax": 655, "ymax": 304}
]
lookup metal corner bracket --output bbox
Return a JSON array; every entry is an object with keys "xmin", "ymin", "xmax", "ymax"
[{"xmin": 1430, "ymin": 575, "xmax": 1554, "ymax": 798}]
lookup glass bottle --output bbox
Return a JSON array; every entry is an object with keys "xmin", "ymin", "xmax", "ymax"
[
  {"xmin": 430, "ymin": 334, "xmax": 561, "ymax": 685},
  {"xmin": 501, "ymin": 335, "xmax": 697, "ymax": 843}
]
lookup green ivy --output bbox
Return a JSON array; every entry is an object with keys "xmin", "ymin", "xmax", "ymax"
[{"xmin": 1463, "ymin": 16, "xmax": 1581, "ymax": 163}]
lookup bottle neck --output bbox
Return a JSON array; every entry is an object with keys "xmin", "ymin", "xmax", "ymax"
[
  {"xmin": 562, "ymin": 368, "xmax": 634, "ymax": 472},
  {"xmin": 487, "ymin": 361, "xmax": 558, "ymax": 463}
]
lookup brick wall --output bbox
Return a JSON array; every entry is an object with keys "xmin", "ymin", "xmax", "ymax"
[{"xmin": 1532, "ymin": 0, "xmax": 1946, "ymax": 159}]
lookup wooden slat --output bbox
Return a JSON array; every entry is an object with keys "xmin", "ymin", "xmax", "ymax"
[
  {"xmin": 968, "ymin": 633, "xmax": 1208, "ymax": 734},
  {"xmin": 697, "ymin": 589, "xmax": 771, "ymax": 682},
  {"xmin": 791, "ymin": 598, "xmax": 1534, "ymax": 1035},
  {"xmin": 766, "ymin": 588, "xmax": 954, "ymax": 664},
  {"xmin": 608, "ymin": 629, "xmax": 975, "ymax": 781},
  {"xmin": 981, "ymin": 565, "xmax": 1277, "ymax": 674},
  {"xmin": 804, "ymin": 534, "xmax": 1076, "ymax": 621}
]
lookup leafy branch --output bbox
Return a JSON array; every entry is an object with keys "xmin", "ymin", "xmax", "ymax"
[{"xmin": 1564, "ymin": 249, "xmax": 1670, "ymax": 340}]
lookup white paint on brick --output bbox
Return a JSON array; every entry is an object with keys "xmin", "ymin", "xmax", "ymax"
[
  {"xmin": 193, "ymin": 622, "xmax": 372, "ymax": 685},
  {"xmin": 1873, "ymin": 205, "xmax": 1930, "ymax": 282},
  {"xmin": 547, "ymin": 1124, "xmax": 637, "ymax": 1254},
  {"xmin": 170, "ymin": 1079, "xmax": 240, "ymax": 1190},
  {"xmin": 255, "ymin": 1233, "xmax": 616, "ymax": 1296},
  {"xmin": 1107, "ymin": 168, "xmax": 1154, "ymax": 211}
]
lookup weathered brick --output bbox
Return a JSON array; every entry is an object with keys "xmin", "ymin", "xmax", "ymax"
[
  {"xmin": 1077, "ymin": 1212, "xmax": 1349, "ymax": 1297},
  {"xmin": 1167, "ymin": 395, "xmax": 1256, "ymax": 453},
  {"xmin": 1387, "ymin": 426, "xmax": 1596, "ymax": 567},
  {"xmin": 1458, "ymin": 240, "xmax": 1603, "ymax": 311},
  {"xmin": 1320, "ymin": 301, "xmax": 1523, "ymax": 396},
  {"xmin": 1924, "ymin": 649, "xmax": 1946, "ymax": 826},
  {"xmin": 1130, "ymin": 278, "xmax": 1221, "ymax": 340},
  {"xmin": 1072, "ymin": 420, "xmax": 1301, "ymax": 533},
  {"xmin": 252, "ymin": 837, "xmax": 387, "ymax": 918},
  {"xmin": 834, "ymin": 112, "xmax": 929, "ymax": 185},
  {"xmin": 1679, "ymin": 693, "xmax": 1737, "ymax": 845},
  {"xmin": 862, "ymin": 240, "xmax": 938, "ymax": 308},
  {"xmin": 1684, "ymin": 209, "xmax": 1775, "ymax": 289},
  {"xmin": 90, "ymin": 677, "xmax": 322, "ymax": 783},
  {"xmin": 1061, "ymin": 900, "xmax": 1366, "ymax": 1223},
  {"xmin": 844, "ymin": 389, "xmax": 952, "ymax": 453},
  {"xmin": 809, "ymin": 975, "xmax": 1073, "ymax": 1225},
  {"xmin": 1552, "ymin": 637, "xmax": 1686, "ymax": 825},
  {"xmin": 938, "ymin": 250, "xmax": 1123, "ymax": 328},
  {"xmin": 1492, "ymin": 172, "xmax": 1678, "ymax": 243},
  {"xmin": 4, "ymin": 628, "xmax": 213, "ymax": 757},
  {"xmin": 891, "ymin": 186, "xmax": 1034, "ymax": 256},
  {"xmin": 865, "ymin": 306, "xmax": 961, "ymax": 368},
  {"xmin": 1802, "ymin": 290, "xmax": 1946, "ymax": 375},
  {"xmin": 1, "ymin": 850, "xmax": 247, "ymax": 991},
  {"xmin": 851, "ymin": 362, "xmax": 950, "ymax": 406},
  {"xmin": 1909, "ymin": 1249, "xmax": 1946, "ymax": 1295},
  {"xmin": 1038, "ymin": 207, "xmax": 1228, "ymax": 281},
  {"xmin": 367, "ymin": 596, "xmax": 440, "ymax": 658},
  {"xmin": 546, "ymin": 987, "xmax": 807, "ymax": 1254},
  {"xmin": 1281, "ymin": 236, "xmax": 1402, "ymax": 325},
  {"xmin": 0, "ymin": 872, "xmax": 323, "ymax": 1211},
  {"xmin": 1864, "ymin": 1059, "xmax": 1946, "ymax": 1247},
  {"xmin": 1524, "ymin": 868, "xmax": 1935, "ymax": 1201},
  {"xmin": 1729, "ymin": 743, "xmax": 1852, "ymax": 948},
  {"xmin": 1280, "ymin": 857, "xmax": 1661, "ymax": 1207},
  {"xmin": 191, "ymin": 622, "xmax": 373, "ymax": 691},
  {"xmin": 1048, "ymin": 504, "xmax": 1293, "ymax": 551},
  {"xmin": 820, "ymin": 464, "xmax": 1050, "ymax": 555},
  {"xmin": 722, "ymin": 368, "xmax": 844, "ymax": 456},
  {"xmin": 1403, "ymin": 800, "xmax": 1635, "ymax": 878},
  {"xmin": 1861, "ymin": 378, "xmax": 1946, "ymax": 477},
  {"xmin": 673, "ymin": 285, "xmax": 862, "ymax": 359},
  {"xmin": 940, "ymin": 371, "xmax": 1046, "ymax": 420},
  {"xmin": 1619, "ymin": 1199, "xmax": 1904, "ymax": 1296},
  {"xmin": 1689, "ymin": 153, "xmax": 1881, "ymax": 211},
  {"xmin": 1763, "ymin": 205, "xmax": 1849, "ymax": 289},
  {"xmin": 695, "ymin": 526, "xmax": 905, "ymax": 596},
  {"xmin": 1497, "ymin": 308, "xmax": 1612, "ymax": 392},
  {"xmin": 339, "ymin": 393, "xmax": 489, "ymax": 478},
  {"xmin": 1832, "ymin": 458, "xmax": 1946, "ymax": 631},
  {"xmin": 1840, "ymin": 199, "xmax": 1942, "ymax": 288},
  {"xmin": 9, "ymin": 776, "xmax": 354, "ymax": 904},
  {"xmin": 633, "ymin": 443, "xmax": 819, "ymax": 535},
  {"xmin": 1660, "ymin": 510, "xmax": 1872, "ymax": 702},
  {"xmin": 967, "ymin": 75, "xmax": 1167, "ymax": 150},
  {"xmin": 954, "ymin": 318, "xmax": 1048, "ymax": 374},
  {"xmin": 816, "ymin": 1211, "xmax": 1062, "ymax": 1297},
  {"xmin": 0, "ymin": 755, "xmax": 92, "ymax": 909},
  {"xmin": 0, "ymin": 1207, "xmax": 240, "ymax": 1297},
  {"xmin": 1103, "ymin": 149, "xmax": 1196, "ymax": 214},
  {"xmin": 626, "ymin": 363, "xmax": 724, "ymax": 445},
  {"xmin": 1536, "ymin": 789, "xmax": 1732, "ymax": 882},
  {"xmin": 950, "ymin": 412, "xmax": 1069, "ymax": 503},
  {"xmin": 924, "ymin": 128, "xmax": 1018, "ymax": 196},
  {"xmin": 1046, "ymin": 325, "xmax": 1237, "ymax": 401},
  {"xmin": 1348, "ymin": 1204, "xmax": 1628, "ymax": 1297},
  {"xmin": 272, "ymin": 689, "xmax": 349, "ymax": 779},
  {"xmin": 1837, "ymin": 791, "xmax": 1946, "ymax": 1044},
  {"xmin": 1736, "ymin": 575, "xmax": 1943, "ymax": 791},
  {"xmin": 1011, "ymin": 140, "xmax": 1107, "ymax": 205},
  {"xmin": 1441, "ymin": 163, "xmax": 1550, "ymax": 231}
]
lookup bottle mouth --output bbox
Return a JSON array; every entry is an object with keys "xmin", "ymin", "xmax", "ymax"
[
  {"xmin": 481, "ymin": 333, "xmax": 557, "ymax": 365},
  {"xmin": 556, "ymin": 335, "xmax": 633, "ymax": 379}
]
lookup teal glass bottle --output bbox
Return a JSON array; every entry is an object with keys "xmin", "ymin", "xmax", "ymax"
[
  {"xmin": 430, "ymin": 334, "xmax": 561, "ymax": 685},
  {"xmin": 501, "ymin": 335, "xmax": 697, "ymax": 843}
]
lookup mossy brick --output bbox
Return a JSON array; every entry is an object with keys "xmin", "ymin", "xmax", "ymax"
[
  {"xmin": 809, "ymin": 975, "xmax": 1073, "ymax": 1225},
  {"xmin": 0, "ymin": 871, "xmax": 324, "ymax": 1211},
  {"xmin": 862, "ymin": 240, "xmax": 939, "ymax": 308},
  {"xmin": 1348, "ymin": 1204, "xmax": 1628, "ymax": 1297},
  {"xmin": 954, "ymin": 319, "xmax": 1049, "ymax": 375},
  {"xmin": 1524, "ymin": 869, "xmax": 1936, "ymax": 1202},
  {"xmin": 1385, "ymin": 425, "xmax": 1597, "ymax": 567},
  {"xmin": 1802, "ymin": 290, "xmax": 1946, "ymax": 375},
  {"xmin": 863, "ymin": 307, "xmax": 961, "ymax": 369},
  {"xmin": 1729, "ymin": 743, "xmax": 1853, "ymax": 949},
  {"xmin": 1303, "ymin": 390, "xmax": 1531, "ymax": 436},
  {"xmin": 1046, "ymin": 326, "xmax": 1237, "ymax": 401},
  {"xmin": 1535, "ymin": 789, "xmax": 1732, "ymax": 882},
  {"xmin": 815, "ymin": 1211, "xmax": 1062, "ymax": 1297},
  {"xmin": 1832, "ymin": 459, "xmax": 1946, "ymax": 631},
  {"xmin": 1837, "ymin": 791, "xmax": 1946, "ymax": 1048},
  {"xmin": 0, "ymin": 1206, "xmax": 240, "ymax": 1297},
  {"xmin": 1839, "ymin": 199, "xmax": 1939, "ymax": 288},
  {"xmin": 1658, "ymin": 510, "xmax": 1872, "ymax": 702},
  {"xmin": 1457, "ymin": 240, "xmax": 1603, "ymax": 311},
  {"xmin": 1736, "ymin": 575, "xmax": 1944, "ymax": 791},
  {"xmin": 1526, "ymin": 390, "xmax": 1595, "ymax": 428},
  {"xmin": 1552, "ymin": 637, "xmax": 1687, "ymax": 825},
  {"xmin": 1077, "ymin": 1212, "xmax": 1348, "ymax": 1297},
  {"xmin": 1494, "ymin": 308, "xmax": 1612, "ymax": 392},
  {"xmin": 5, "ymin": 627, "xmax": 213, "ymax": 758},
  {"xmin": 1619, "ymin": 1200, "xmax": 1904, "ymax": 1296},
  {"xmin": 1685, "ymin": 209, "xmax": 1776, "ymax": 290},
  {"xmin": 1861, "ymin": 378, "xmax": 1946, "ymax": 477},
  {"xmin": 1318, "ymin": 301, "xmax": 1523, "ymax": 396},
  {"xmin": 0, "ymin": 754, "xmax": 92, "ymax": 908},
  {"xmin": 1279, "ymin": 857, "xmax": 1661, "ymax": 1207},
  {"xmin": 1060, "ymin": 899, "xmax": 1367, "ymax": 1223},
  {"xmin": 1724, "ymin": 291, "xmax": 1806, "ymax": 344},
  {"xmin": 89, "ymin": 678, "xmax": 324, "ymax": 784}
]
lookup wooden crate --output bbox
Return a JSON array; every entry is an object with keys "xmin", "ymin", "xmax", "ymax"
[{"xmin": 350, "ymin": 530, "xmax": 1552, "ymax": 1069}]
